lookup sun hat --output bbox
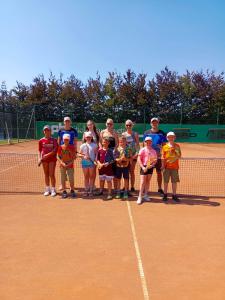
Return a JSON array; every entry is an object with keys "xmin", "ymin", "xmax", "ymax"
[
  {"xmin": 43, "ymin": 125, "xmax": 50, "ymax": 131},
  {"xmin": 167, "ymin": 131, "xmax": 176, "ymax": 137},
  {"xmin": 144, "ymin": 136, "xmax": 152, "ymax": 142},
  {"xmin": 63, "ymin": 134, "xmax": 70, "ymax": 140}
]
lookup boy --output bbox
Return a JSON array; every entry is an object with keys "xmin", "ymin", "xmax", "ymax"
[
  {"xmin": 57, "ymin": 134, "xmax": 76, "ymax": 199},
  {"xmin": 114, "ymin": 136, "xmax": 132, "ymax": 199},
  {"xmin": 97, "ymin": 137, "xmax": 114, "ymax": 200},
  {"xmin": 161, "ymin": 131, "xmax": 181, "ymax": 203}
]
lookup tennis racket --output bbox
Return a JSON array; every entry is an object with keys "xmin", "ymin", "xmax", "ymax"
[{"xmin": 144, "ymin": 156, "xmax": 157, "ymax": 173}]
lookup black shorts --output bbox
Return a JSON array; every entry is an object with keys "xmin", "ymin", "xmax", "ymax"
[
  {"xmin": 154, "ymin": 159, "xmax": 162, "ymax": 173},
  {"xmin": 115, "ymin": 166, "xmax": 129, "ymax": 179},
  {"xmin": 140, "ymin": 165, "xmax": 154, "ymax": 175}
]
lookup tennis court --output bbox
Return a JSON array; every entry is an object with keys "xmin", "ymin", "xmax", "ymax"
[{"xmin": 0, "ymin": 141, "xmax": 225, "ymax": 299}]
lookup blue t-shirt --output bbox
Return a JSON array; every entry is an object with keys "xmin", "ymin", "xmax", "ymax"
[
  {"xmin": 58, "ymin": 127, "xmax": 78, "ymax": 145},
  {"xmin": 143, "ymin": 129, "xmax": 167, "ymax": 156}
]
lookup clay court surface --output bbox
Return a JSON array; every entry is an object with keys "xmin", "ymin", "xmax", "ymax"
[{"xmin": 1, "ymin": 141, "xmax": 225, "ymax": 300}]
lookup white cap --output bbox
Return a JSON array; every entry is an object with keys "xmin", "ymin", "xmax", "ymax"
[
  {"xmin": 144, "ymin": 136, "xmax": 152, "ymax": 142},
  {"xmin": 167, "ymin": 131, "xmax": 176, "ymax": 137},
  {"xmin": 43, "ymin": 125, "xmax": 50, "ymax": 131},
  {"xmin": 84, "ymin": 131, "xmax": 92, "ymax": 138},
  {"xmin": 63, "ymin": 134, "xmax": 70, "ymax": 140},
  {"xmin": 64, "ymin": 116, "xmax": 71, "ymax": 122},
  {"xmin": 151, "ymin": 117, "xmax": 159, "ymax": 123}
]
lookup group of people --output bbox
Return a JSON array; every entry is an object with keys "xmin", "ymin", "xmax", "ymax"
[{"xmin": 38, "ymin": 116, "xmax": 181, "ymax": 205}]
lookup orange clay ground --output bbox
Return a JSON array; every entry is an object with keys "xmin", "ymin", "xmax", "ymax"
[{"xmin": 0, "ymin": 141, "xmax": 225, "ymax": 300}]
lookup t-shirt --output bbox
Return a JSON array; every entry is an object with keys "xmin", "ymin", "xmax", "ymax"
[
  {"xmin": 162, "ymin": 143, "xmax": 181, "ymax": 169},
  {"xmin": 80, "ymin": 142, "xmax": 98, "ymax": 162},
  {"xmin": 97, "ymin": 148, "xmax": 114, "ymax": 176},
  {"xmin": 123, "ymin": 131, "xmax": 139, "ymax": 156},
  {"xmin": 138, "ymin": 147, "xmax": 157, "ymax": 166},
  {"xmin": 58, "ymin": 127, "xmax": 78, "ymax": 145},
  {"xmin": 38, "ymin": 137, "xmax": 58, "ymax": 162},
  {"xmin": 143, "ymin": 129, "xmax": 167, "ymax": 157},
  {"xmin": 57, "ymin": 144, "xmax": 76, "ymax": 168}
]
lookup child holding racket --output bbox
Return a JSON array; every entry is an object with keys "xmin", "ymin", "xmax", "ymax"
[
  {"xmin": 137, "ymin": 136, "xmax": 157, "ymax": 205},
  {"xmin": 97, "ymin": 137, "xmax": 114, "ymax": 200},
  {"xmin": 38, "ymin": 125, "xmax": 58, "ymax": 196},
  {"xmin": 161, "ymin": 131, "xmax": 181, "ymax": 203},
  {"xmin": 57, "ymin": 134, "xmax": 76, "ymax": 199},
  {"xmin": 79, "ymin": 132, "xmax": 98, "ymax": 196},
  {"xmin": 114, "ymin": 136, "xmax": 132, "ymax": 199}
]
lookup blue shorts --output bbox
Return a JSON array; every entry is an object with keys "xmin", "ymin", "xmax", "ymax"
[
  {"xmin": 115, "ymin": 166, "xmax": 129, "ymax": 179},
  {"xmin": 81, "ymin": 159, "xmax": 95, "ymax": 169}
]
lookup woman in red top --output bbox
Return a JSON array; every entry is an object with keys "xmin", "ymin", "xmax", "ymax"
[{"xmin": 38, "ymin": 125, "xmax": 58, "ymax": 196}]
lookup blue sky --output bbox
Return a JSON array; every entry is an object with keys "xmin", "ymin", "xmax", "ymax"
[{"xmin": 0, "ymin": 0, "xmax": 225, "ymax": 89}]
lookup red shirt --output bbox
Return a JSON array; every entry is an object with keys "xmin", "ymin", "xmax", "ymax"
[
  {"xmin": 57, "ymin": 144, "xmax": 76, "ymax": 168},
  {"xmin": 38, "ymin": 137, "xmax": 58, "ymax": 162}
]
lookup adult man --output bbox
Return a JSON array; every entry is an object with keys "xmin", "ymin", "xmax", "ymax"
[
  {"xmin": 143, "ymin": 117, "xmax": 167, "ymax": 195},
  {"xmin": 58, "ymin": 116, "xmax": 78, "ymax": 155}
]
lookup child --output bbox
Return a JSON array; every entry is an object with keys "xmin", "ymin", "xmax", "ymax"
[
  {"xmin": 114, "ymin": 136, "xmax": 132, "ymax": 199},
  {"xmin": 38, "ymin": 125, "xmax": 58, "ymax": 197},
  {"xmin": 137, "ymin": 136, "xmax": 157, "ymax": 205},
  {"xmin": 97, "ymin": 137, "xmax": 114, "ymax": 200},
  {"xmin": 79, "ymin": 131, "xmax": 98, "ymax": 196},
  {"xmin": 161, "ymin": 131, "xmax": 181, "ymax": 203},
  {"xmin": 57, "ymin": 134, "xmax": 76, "ymax": 199}
]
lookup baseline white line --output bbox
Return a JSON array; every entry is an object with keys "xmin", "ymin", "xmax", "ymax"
[{"xmin": 126, "ymin": 201, "xmax": 150, "ymax": 300}]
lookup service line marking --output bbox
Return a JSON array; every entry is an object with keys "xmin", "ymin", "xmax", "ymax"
[{"xmin": 126, "ymin": 201, "xmax": 150, "ymax": 300}]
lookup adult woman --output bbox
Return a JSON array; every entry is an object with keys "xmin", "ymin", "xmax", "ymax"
[
  {"xmin": 100, "ymin": 118, "xmax": 119, "ymax": 149},
  {"xmin": 122, "ymin": 119, "xmax": 139, "ymax": 192}
]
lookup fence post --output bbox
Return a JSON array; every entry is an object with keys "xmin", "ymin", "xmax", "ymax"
[{"xmin": 17, "ymin": 111, "xmax": 19, "ymax": 143}]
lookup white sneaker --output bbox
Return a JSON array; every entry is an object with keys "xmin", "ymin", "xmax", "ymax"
[
  {"xmin": 143, "ymin": 194, "xmax": 150, "ymax": 202},
  {"xmin": 137, "ymin": 197, "xmax": 142, "ymax": 205},
  {"xmin": 51, "ymin": 188, "xmax": 57, "ymax": 197},
  {"xmin": 44, "ymin": 187, "xmax": 50, "ymax": 196}
]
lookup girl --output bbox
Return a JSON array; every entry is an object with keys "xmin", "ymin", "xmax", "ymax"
[
  {"xmin": 38, "ymin": 125, "xmax": 58, "ymax": 196},
  {"xmin": 122, "ymin": 119, "xmax": 139, "ymax": 192},
  {"xmin": 79, "ymin": 132, "xmax": 98, "ymax": 196},
  {"xmin": 82, "ymin": 120, "xmax": 100, "ymax": 145},
  {"xmin": 137, "ymin": 136, "xmax": 157, "ymax": 205}
]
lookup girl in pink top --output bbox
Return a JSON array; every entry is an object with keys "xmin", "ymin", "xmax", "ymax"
[{"xmin": 137, "ymin": 137, "xmax": 157, "ymax": 205}]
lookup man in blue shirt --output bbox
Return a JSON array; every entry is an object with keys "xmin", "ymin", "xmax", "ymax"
[
  {"xmin": 58, "ymin": 116, "xmax": 78, "ymax": 154},
  {"xmin": 143, "ymin": 117, "xmax": 167, "ymax": 195}
]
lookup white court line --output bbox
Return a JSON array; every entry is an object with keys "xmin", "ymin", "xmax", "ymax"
[
  {"xmin": 0, "ymin": 156, "xmax": 37, "ymax": 174},
  {"xmin": 126, "ymin": 201, "xmax": 150, "ymax": 300}
]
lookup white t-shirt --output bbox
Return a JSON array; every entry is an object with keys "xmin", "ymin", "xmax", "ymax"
[{"xmin": 80, "ymin": 142, "xmax": 98, "ymax": 161}]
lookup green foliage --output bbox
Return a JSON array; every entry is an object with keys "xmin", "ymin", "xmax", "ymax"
[{"xmin": 1, "ymin": 68, "xmax": 225, "ymax": 124}]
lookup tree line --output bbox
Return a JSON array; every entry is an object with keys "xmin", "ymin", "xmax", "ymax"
[{"xmin": 1, "ymin": 67, "xmax": 225, "ymax": 124}]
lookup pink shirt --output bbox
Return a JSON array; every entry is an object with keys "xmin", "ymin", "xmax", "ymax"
[{"xmin": 138, "ymin": 147, "xmax": 157, "ymax": 166}]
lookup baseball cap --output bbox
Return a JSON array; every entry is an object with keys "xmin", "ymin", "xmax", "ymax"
[
  {"xmin": 84, "ymin": 131, "xmax": 93, "ymax": 138},
  {"xmin": 64, "ymin": 116, "xmax": 71, "ymax": 122},
  {"xmin": 144, "ymin": 136, "xmax": 152, "ymax": 142},
  {"xmin": 63, "ymin": 134, "xmax": 70, "ymax": 140},
  {"xmin": 167, "ymin": 131, "xmax": 176, "ymax": 137},
  {"xmin": 43, "ymin": 125, "xmax": 50, "ymax": 131},
  {"xmin": 151, "ymin": 117, "xmax": 159, "ymax": 123}
]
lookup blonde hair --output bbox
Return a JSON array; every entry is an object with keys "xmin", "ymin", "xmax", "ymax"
[{"xmin": 125, "ymin": 119, "xmax": 133, "ymax": 126}]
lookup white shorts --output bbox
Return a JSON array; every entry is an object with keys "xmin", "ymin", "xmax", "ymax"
[{"xmin": 99, "ymin": 174, "xmax": 114, "ymax": 181}]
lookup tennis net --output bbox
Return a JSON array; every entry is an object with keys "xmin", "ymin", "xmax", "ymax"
[{"xmin": 0, "ymin": 153, "xmax": 224, "ymax": 197}]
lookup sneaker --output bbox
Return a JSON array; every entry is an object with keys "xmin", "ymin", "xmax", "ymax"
[
  {"xmin": 137, "ymin": 197, "xmax": 142, "ymax": 205},
  {"xmin": 62, "ymin": 191, "xmax": 68, "ymax": 199},
  {"xmin": 70, "ymin": 190, "xmax": 76, "ymax": 198},
  {"xmin": 95, "ymin": 190, "xmax": 103, "ymax": 196},
  {"xmin": 162, "ymin": 194, "xmax": 168, "ymax": 202},
  {"xmin": 130, "ymin": 187, "xmax": 135, "ymax": 192},
  {"xmin": 106, "ymin": 194, "xmax": 113, "ymax": 200},
  {"xmin": 123, "ymin": 191, "xmax": 129, "ymax": 200},
  {"xmin": 158, "ymin": 188, "xmax": 164, "ymax": 195},
  {"xmin": 143, "ymin": 194, "xmax": 150, "ymax": 202},
  {"xmin": 115, "ymin": 192, "xmax": 121, "ymax": 199},
  {"xmin": 172, "ymin": 195, "xmax": 180, "ymax": 203},
  {"xmin": 44, "ymin": 187, "xmax": 50, "ymax": 196},
  {"xmin": 51, "ymin": 188, "xmax": 57, "ymax": 197}
]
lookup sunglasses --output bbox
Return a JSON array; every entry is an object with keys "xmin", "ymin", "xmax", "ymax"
[
  {"xmin": 107, "ymin": 123, "xmax": 113, "ymax": 125},
  {"xmin": 126, "ymin": 124, "xmax": 132, "ymax": 127}
]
